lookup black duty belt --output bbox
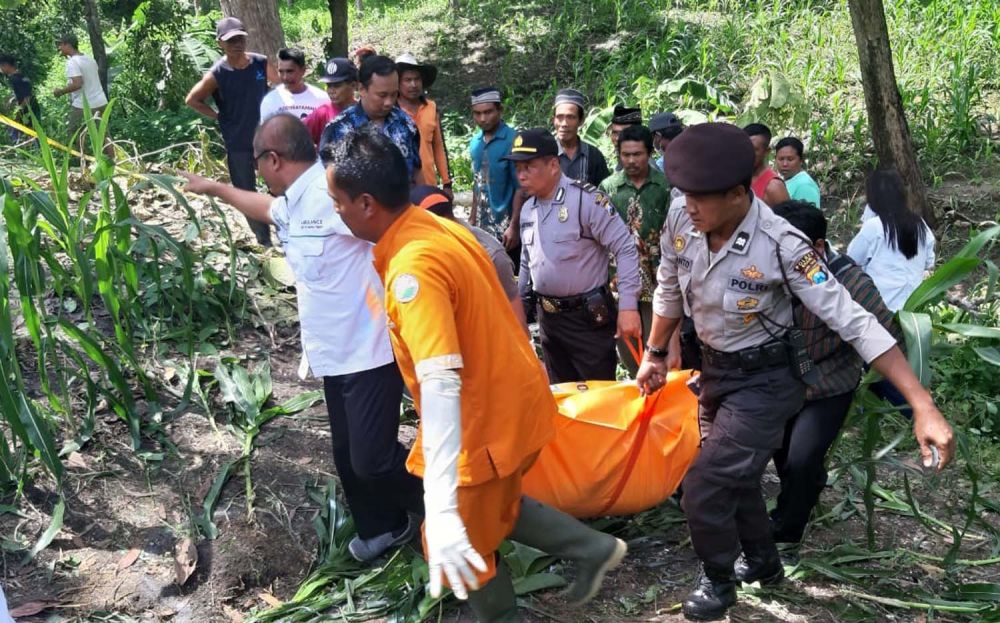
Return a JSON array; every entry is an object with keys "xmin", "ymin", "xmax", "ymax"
[
  {"xmin": 534, "ymin": 286, "xmax": 604, "ymax": 314},
  {"xmin": 700, "ymin": 340, "xmax": 789, "ymax": 373}
]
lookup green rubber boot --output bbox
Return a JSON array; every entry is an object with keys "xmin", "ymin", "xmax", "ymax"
[
  {"xmin": 467, "ymin": 560, "xmax": 521, "ymax": 623},
  {"xmin": 509, "ymin": 496, "xmax": 628, "ymax": 606}
]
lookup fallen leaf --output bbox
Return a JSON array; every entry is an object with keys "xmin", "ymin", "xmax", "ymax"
[
  {"xmin": 295, "ymin": 457, "xmax": 313, "ymax": 465},
  {"xmin": 10, "ymin": 601, "xmax": 56, "ymax": 616},
  {"xmin": 66, "ymin": 452, "xmax": 88, "ymax": 470},
  {"xmin": 118, "ymin": 547, "xmax": 141, "ymax": 570},
  {"xmin": 258, "ymin": 592, "xmax": 283, "ymax": 607},
  {"xmin": 223, "ymin": 604, "xmax": 245, "ymax": 622},
  {"xmin": 174, "ymin": 538, "xmax": 198, "ymax": 586},
  {"xmin": 917, "ymin": 563, "xmax": 944, "ymax": 579}
]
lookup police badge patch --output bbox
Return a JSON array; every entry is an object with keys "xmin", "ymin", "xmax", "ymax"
[
  {"xmin": 793, "ymin": 252, "xmax": 828, "ymax": 285},
  {"xmin": 393, "ymin": 274, "xmax": 420, "ymax": 302},
  {"xmin": 740, "ymin": 265, "xmax": 764, "ymax": 280},
  {"xmin": 673, "ymin": 235, "xmax": 686, "ymax": 252}
]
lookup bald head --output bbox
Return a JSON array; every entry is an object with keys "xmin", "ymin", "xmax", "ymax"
[{"xmin": 255, "ymin": 113, "xmax": 317, "ymax": 164}]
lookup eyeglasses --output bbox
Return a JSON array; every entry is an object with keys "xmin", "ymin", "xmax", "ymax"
[{"xmin": 253, "ymin": 149, "xmax": 281, "ymax": 169}]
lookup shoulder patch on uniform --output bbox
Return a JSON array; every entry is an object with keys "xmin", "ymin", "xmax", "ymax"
[
  {"xmin": 393, "ymin": 273, "xmax": 420, "ymax": 302},
  {"xmin": 571, "ymin": 179, "xmax": 599, "ymax": 193},
  {"xmin": 673, "ymin": 235, "xmax": 686, "ymax": 252},
  {"xmin": 793, "ymin": 251, "xmax": 828, "ymax": 285}
]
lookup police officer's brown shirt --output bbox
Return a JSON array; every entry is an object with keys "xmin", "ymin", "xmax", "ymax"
[
  {"xmin": 519, "ymin": 175, "xmax": 642, "ymax": 309},
  {"xmin": 653, "ymin": 196, "xmax": 897, "ymax": 362}
]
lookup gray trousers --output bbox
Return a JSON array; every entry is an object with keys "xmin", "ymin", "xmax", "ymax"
[{"xmin": 681, "ymin": 364, "xmax": 805, "ymax": 572}]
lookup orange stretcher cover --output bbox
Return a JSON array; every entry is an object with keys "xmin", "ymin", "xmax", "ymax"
[{"xmin": 522, "ymin": 373, "xmax": 701, "ymax": 517}]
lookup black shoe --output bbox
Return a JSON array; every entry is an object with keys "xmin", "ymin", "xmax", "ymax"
[
  {"xmin": 682, "ymin": 570, "xmax": 737, "ymax": 621},
  {"xmin": 734, "ymin": 551, "xmax": 784, "ymax": 586}
]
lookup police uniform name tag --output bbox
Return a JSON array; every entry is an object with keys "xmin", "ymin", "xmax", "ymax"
[{"xmin": 394, "ymin": 273, "xmax": 420, "ymax": 302}]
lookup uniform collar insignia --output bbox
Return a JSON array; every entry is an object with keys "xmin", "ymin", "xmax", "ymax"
[
  {"xmin": 554, "ymin": 187, "xmax": 566, "ymax": 204},
  {"xmin": 731, "ymin": 231, "xmax": 750, "ymax": 252}
]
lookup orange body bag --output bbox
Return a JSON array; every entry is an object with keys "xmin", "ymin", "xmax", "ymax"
[{"xmin": 521, "ymin": 372, "xmax": 701, "ymax": 517}]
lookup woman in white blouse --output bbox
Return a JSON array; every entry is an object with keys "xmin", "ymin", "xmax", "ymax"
[{"xmin": 847, "ymin": 169, "xmax": 935, "ymax": 312}]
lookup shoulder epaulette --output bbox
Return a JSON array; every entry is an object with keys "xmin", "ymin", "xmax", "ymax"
[{"xmin": 570, "ymin": 179, "xmax": 599, "ymax": 194}]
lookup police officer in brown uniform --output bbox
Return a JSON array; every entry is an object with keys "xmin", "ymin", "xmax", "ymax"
[
  {"xmin": 636, "ymin": 123, "xmax": 955, "ymax": 621},
  {"xmin": 507, "ymin": 128, "xmax": 643, "ymax": 383}
]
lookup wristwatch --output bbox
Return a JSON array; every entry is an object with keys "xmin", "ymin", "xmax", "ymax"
[{"xmin": 646, "ymin": 344, "xmax": 668, "ymax": 359}]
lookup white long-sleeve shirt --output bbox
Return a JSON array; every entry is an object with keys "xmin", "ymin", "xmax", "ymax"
[{"xmin": 846, "ymin": 213, "xmax": 935, "ymax": 312}]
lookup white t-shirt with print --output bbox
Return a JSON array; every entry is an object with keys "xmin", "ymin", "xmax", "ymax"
[
  {"xmin": 259, "ymin": 84, "xmax": 328, "ymax": 122},
  {"xmin": 65, "ymin": 54, "xmax": 108, "ymax": 109}
]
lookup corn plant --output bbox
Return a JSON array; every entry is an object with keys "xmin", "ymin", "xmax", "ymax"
[
  {"xmin": 0, "ymin": 103, "xmax": 250, "ymax": 558},
  {"xmin": 843, "ymin": 225, "xmax": 1000, "ymax": 548},
  {"xmin": 195, "ymin": 359, "xmax": 322, "ymax": 538}
]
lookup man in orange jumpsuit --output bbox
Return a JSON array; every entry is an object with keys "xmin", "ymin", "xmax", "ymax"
[{"xmin": 321, "ymin": 127, "xmax": 627, "ymax": 621}]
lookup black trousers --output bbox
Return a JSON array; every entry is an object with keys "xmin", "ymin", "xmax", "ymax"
[
  {"xmin": 226, "ymin": 149, "xmax": 272, "ymax": 246},
  {"xmin": 537, "ymin": 305, "xmax": 617, "ymax": 383},
  {"xmin": 770, "ymin": 391, "xmax": 854, "ymax": 544},
  {"xmin": 681, "ymin": 364, "xmax": 805, "ymax": 572},
  {"xmin": 324, "ymin": 363, "xmax": 423, "ymax": 539}
]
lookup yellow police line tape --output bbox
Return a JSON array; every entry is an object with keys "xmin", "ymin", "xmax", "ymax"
[{"xmin": 0, "ymin": 112, "xmax": 86, "ymax": 159}]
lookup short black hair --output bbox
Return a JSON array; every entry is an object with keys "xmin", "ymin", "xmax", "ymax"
[
  {"xmin": 359, "ymin": 55, "xmax": 396, "ymax": 88},
  {"xmin": 617, "ymin": 125, "xmax": 653, "ymax": 154},
  {"xmin": 58, "ymin": 33, "xmax": 79, "ymax": 48},
  {"xmin": 775, "ymin": 136, "xmax": 804, "ymax": 158},
  {"xmin": 743, "ymin": 123, "xmax": 772, "ymax": 144},
  {"xmin": 772, "ymin": 200, "xmax": 827, "ymax": 243},
  {"xmin": 0, "ymin": 55, "xmax": 16, "ymax": 67},
  {"xmin": 320, "ymin": 126, "xmax": 409, "ymax": 211},
  {"xmin": 660, "ymin": 125, "xmax": 684, "ymax": 141},
  {"xmin": 256, "ymin": 113, "xmax": 317, "ymax": 164},
  {"xmin": 277, "ymin": 47, "xmax": 306, "ymax": 68}
]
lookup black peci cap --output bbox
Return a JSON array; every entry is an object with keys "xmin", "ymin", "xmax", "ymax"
[
  {"xmin": 502, "ymin": 128, "xmax": 559, "ymax": 161},
  {"xmin": 664, "ymin": 122, "xmax": 755, "ymax": 193},
  {"xmin": 611, "ymin": 105, "xmax": 642, "ymax": 125}
]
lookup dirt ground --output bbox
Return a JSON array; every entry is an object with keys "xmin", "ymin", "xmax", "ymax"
[{"xmin": 0, "ymin": 178, "xmax": 997, "ymax": 622}]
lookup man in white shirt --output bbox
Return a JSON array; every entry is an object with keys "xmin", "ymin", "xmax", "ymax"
[
  {"xmin": 259, "ymin": 47, "xmax": 328, "ymax": 122},
  {"xmin": 180, "ymin": 113, "xmax": 423, "ymax": 563},
  {"xmin": 53, "ymin": 32, "xmax": 111, "ymax": 155}
]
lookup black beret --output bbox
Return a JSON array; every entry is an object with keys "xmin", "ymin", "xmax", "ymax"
[
  {"xmin": 612, "ymin": 105, "xmax": 642, "ymax": 125},
  {"xmin": 664, "ymin": 122, "xmax": 755, "ymax": 193},
  {"xmin": 502, "ymin": 127, "xmax": 558, "ymax": 161}
]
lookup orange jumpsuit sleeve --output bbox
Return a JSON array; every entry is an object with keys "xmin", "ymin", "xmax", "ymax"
[
  {"xmin": 387, "ymin": 257, "xmax": 462, "ymax": 380},
  {"xmin": 432, "ymin": 109, "xmax": 452, "ymax": 186}
]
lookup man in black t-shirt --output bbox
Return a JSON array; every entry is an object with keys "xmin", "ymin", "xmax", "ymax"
[
  {"xmin": 185, "ymin": 17, "xmax": 277, "ymax": 246},
  {"xmin": 0, "ymin": 55, "xmax": 40, "ymax": 144}
]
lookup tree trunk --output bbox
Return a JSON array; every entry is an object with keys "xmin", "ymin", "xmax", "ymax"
[
  {"xmin": 219, "ymin": 0, "xmax": 287, "ymax": 62},
  {"xmin": 82, "ymin": 0, "xmax": 109, "ymax": 96},
  {"xmin": 848, "ymin": 0, "xmax": 933, "ymax": 225},
  {"xmin": 326, "ymin": 0, "xmax": 349, "ymax": 58}
]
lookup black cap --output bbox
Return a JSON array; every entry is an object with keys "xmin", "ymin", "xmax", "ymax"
[
  {"xmin": 411, "ymin": 185, "xmax": 452, "ymax": 212},
  {"xmin": 649, "ymin": 112, "xmax": 682, "ymax": 133},
  {"xmin": 611, "ymin": 105, "xmax": 642, "ymax": 125},
  {"xmin": 216, "ymin": 17, "xmax": 248, "ymax": 41},
  {"xmin": 664, "ymin": 122, "xmax": 755, "ymax": 193},
  {"xmin": 320, "ymin": 57, "xmax": 358, "ymax": 84},
  {"xmin": 502, "ymin": 128, "xmax": 559, "ymax": 161}
]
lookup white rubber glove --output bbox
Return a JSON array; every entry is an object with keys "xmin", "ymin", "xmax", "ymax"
[{"xmin": 420, "ymin": 369, "xmax": 488, "ymax": 600}]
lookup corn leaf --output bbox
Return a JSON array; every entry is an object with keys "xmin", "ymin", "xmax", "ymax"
[
  {"xmin": 973, "ymin": 346, "xmax": 1000, "ymax": 366},
  {"xmin": 938, "ymin": 323, "xmax": 1000, "ymax": 339},
  {"xmin": 22, "ymin": 497, "xmax": 64, "ymax": 562},
  {"xmin": 898, "ymin": 311, "xmax": 933, "ymax": 386}
]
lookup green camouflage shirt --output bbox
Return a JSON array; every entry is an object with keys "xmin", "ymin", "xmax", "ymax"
[{"xmin": 600, "ymin": 167, "xmax": 672, "ymax": 301}]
